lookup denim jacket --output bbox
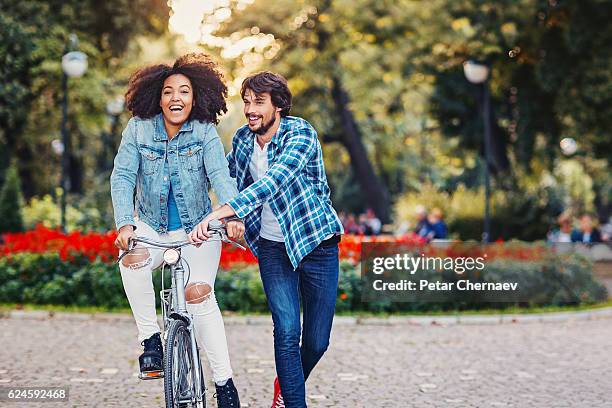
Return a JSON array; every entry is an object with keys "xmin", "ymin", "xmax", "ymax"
[{"xmin": 110, "ymin": 113, "xmax": 238, "ymax": 234}]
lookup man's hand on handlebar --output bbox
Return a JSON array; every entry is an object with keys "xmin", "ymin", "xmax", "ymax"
[
  {"xmin": 115, "ymin": 225, "xmax": 137, "ymax": 251},
  {"xmin": 188, "ymin": 217, "xmax": 245, "ymax": 244},
  {"xmin": 226, "ymin": 220, "xmax": 245, "ymax": 240},
  {"xmin": 189, "ymin": 204, "xmax": 239, "ymax": 244}
]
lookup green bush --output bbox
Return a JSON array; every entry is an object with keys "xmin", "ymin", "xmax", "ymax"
[
  {"xmin": 358, "ymin": 252, "xmax": 607, "ymax": 312},
  {"xmin": 215, "ymin": 265, "xmax": 269, "ymax": 313},
  {"xmin": 0, "ymin": 253, "xmax": 266, "ymax": 311},
  {"xmin": 22, "ymin": 192, "xmax": 107, "ymax": 232},
  {"xmin": 0, "ymin": 250, "xmax": 606, "ymax": 312},
  {"xmin": 393, "ymin": 183, "xmax": 564, "ymax": 241}
]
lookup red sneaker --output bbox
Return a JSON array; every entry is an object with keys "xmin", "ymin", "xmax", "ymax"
[{"xmin": 271, "ymin": 377, "xmax": 285, "ymax": 408}]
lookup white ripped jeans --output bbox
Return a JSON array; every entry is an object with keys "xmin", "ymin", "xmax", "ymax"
[{"xmin": 119, "ymin": 220, "xmax": 233, "ymax": 383}]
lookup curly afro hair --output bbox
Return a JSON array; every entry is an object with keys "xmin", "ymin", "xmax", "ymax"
[{"xmin": 125, "ymin": 53, "xmax": 227, "ymax": 124}]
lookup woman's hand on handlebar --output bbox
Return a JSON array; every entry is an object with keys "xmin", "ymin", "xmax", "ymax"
[
  {"xmin": 115, "ymin": 225, "xmax": 136, "ymax": 251},
  {"xmin": 189, "ymin": 215, "xmax": 213, "ymax": 244}
]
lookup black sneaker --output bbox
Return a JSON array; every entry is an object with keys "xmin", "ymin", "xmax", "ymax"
[
  {"xmin": 214, "ymin": 378, "xmax": 240, "ymax": 408},
  {"xmin": 138, "ymin": 332, "xmax": 163, "ymax": 379}
]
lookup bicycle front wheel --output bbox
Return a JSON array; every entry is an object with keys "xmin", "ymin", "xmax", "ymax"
[{"xmin": 164, "ymin": 319, "xmax": 203, "ymax": 408}]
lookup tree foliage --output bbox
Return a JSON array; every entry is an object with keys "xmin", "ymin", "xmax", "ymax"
[
  {"xmin": 1, "ymin": 0, "xmax": 609, "ymax": 230},
  {"xmin": 209, "ymin": 0, "xmax": 610, "ymax": 220},
  {"xmin": 0, "ymin": 0, "xmax": 169, "ymax": 196}
]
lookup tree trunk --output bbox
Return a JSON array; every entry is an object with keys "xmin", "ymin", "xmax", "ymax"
[
  {"xmin": 330, "ymin": 76, "xmax": 391, "ymax": 223},
  {"xmin": 313, "ymin": 0, "xmax": 391, "ymax": 223}
]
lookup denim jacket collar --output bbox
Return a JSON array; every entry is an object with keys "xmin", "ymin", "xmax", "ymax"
[{"xmin": 153, "ymin": 113, "xmax": 194, "ymax": 141}]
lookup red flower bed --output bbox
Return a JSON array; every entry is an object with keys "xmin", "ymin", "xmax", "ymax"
[
  {"xmin": 219, "ymin": 243, "xmax": 257, "ymax": 268},
  {"xmin": 0, "ymin": 226, "xmax": 550, "ymax": 268},
  {"xmin": 338, "ymin": 233, "xmax": 428, "ymax": 264},
  {"xmin": 339, "ymin": 234, "xmax": 549, "ymax": 265},
  {"xmin": 0, "ymin": 225, "xmax": 257, "ymax": 268},
  {"xmin": 0, "ymin": 224, "xmax": 117, "ymax": 262}
]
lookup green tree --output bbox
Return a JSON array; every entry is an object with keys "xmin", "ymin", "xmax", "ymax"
[
  {"xmin": 211, "ymin": 0, "xmax": 609, "ymax": 220},
  {"xmin": 0, "ymin": 0, "xmax": 169, "ymax": 197},
  {"xmin": 210, "ymin": 0, "xmax": 424, "ymax": 222},
  {"xmin": 426, "ymin": 0, "xmax": 611, "ymax": 216},
  {"xmin": 0, "ymin": 12, "xmax": 36, "ymax": 186},
  {"xmin": 428, "ymin": 0, "xmax": 609, "ymax": 164},
  {"xmin": 0, "ymin": 162, "xmax": 25, "ymax": 232}
]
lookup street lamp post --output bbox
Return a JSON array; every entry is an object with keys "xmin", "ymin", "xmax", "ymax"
[
  {"xmin": 104, "ymin": 96, "xmax": 125, "ymax": 171},
  {"xmin": 463, "ymin": 60, "xmax": 492, "ymax": 243},
  {"xmin": 60, "ymin": 34, "xmax": 87, "ymax": 232}
]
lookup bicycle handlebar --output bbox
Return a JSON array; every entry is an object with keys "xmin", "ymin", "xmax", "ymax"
[{"xmin": 116, "ymin": 219, "xmax": 246, "ymax": 264}]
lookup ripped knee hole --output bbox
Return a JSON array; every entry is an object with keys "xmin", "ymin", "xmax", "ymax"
[
  {"xmin": 121, "ymin": 248, "xmax": 152, "ymax": 269},
  {"xmin": 185, "ymin": 282, "xmax": 212, "ymax": 304}
]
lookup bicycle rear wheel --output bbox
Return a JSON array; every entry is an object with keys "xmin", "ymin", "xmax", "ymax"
[{"xmin": 164, "ymin": 319, "xmax": 205, "ymax": 408}]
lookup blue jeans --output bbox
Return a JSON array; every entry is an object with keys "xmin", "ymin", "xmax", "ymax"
[{"xmin": 258, "ymin": 237, "xmax": 339, "ymax": 408}]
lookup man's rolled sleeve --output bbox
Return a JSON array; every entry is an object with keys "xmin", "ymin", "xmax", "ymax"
[{"xmin": 226, "ymin": 196, "xmax": 252, "ymax": 219}]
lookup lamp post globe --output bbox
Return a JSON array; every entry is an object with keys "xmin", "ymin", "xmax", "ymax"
[
  {"xmin": 106, "ymin": 96, "xmax": 125, "ymax": 116},
  {"xmin": 61, "ymin": 51, "xmax": 88, "ymax": 78},
  {"xmin": 463, "ymin": 60, "xmax": 489, "ymax": 84},
  {"xmin": 560, "ymin": 137, "xmax": 578, "ymax": 156}
]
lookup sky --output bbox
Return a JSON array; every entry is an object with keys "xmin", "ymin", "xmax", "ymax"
[{"xmin": 167, "ymin": 0, "xmax": 279, "ymax": 94}]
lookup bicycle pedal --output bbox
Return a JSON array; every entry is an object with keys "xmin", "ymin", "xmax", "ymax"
[{"xmin": 138, "ymin": 370, "xmax": 164, "ymax": 380}]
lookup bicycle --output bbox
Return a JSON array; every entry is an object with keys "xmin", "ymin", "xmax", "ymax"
[{"xmin": 117, "ymin": 219, "xmax": 246, "ymax": 408}]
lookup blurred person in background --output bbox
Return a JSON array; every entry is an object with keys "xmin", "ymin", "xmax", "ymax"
[
  {"xmin": 571, "ymin": 214, "xmax": 602, "ymax": 243},
  {"xmin": 366, "ymin": 208, "xmax": 382, "ymax": 235},
  {"xmin": 547, "ymin": 211, "xmax": 574, "ymax": 243},
  {"xmin": 427, "ymin": 207, "xmax": 448, "ymax": 240},
  {"xmin": 358, "ymin": 213, "xmax": 372, "ymax": 235},
  {"xmin": 344, "ymin": 213, "xmax": 362, "ymax": 234},
  {"xmin": 414, "ymin": 204, "xmax": 432, "ymax": 238},
  {"xmin": 601, "ymin": 216, "xmax": 612, "ymax": 242}
]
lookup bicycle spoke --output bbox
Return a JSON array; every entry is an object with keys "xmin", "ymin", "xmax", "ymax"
[{"xmin": 172, "ymin": 334, "xmax": 181, "ymax": 407}]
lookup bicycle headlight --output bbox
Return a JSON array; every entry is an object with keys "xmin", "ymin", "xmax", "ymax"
[{"xmin": 163, "ymin": 248, "xmax": 180, "ymax": 265}]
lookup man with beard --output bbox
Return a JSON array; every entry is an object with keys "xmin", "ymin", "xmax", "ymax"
[{"xmin": 188, "ymin": 71, "xmax": 344, "ymax": 408}]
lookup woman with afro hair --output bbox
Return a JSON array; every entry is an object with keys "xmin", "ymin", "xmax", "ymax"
[{"xmin": 111, "ymin": 53, "xmax": 242, "ymax": 407}]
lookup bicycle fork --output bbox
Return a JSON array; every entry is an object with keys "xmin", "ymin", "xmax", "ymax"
[{"xmin": 171, "ymin": 259, "xmax": 205, "ymax": 406}]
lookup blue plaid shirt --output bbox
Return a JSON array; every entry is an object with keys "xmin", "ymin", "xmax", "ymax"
[{"xmin": 226, "ymin": 116, "xmax": 343, "ymax": 269}]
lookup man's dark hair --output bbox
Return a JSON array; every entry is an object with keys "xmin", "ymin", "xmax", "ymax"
[
  {"xmin": 240, "ymin": 71, "xmax": 292, "ymax": 117},
  {"xmin": 125, "ymin": 53, "xmax": 227, "ymax": 124}
]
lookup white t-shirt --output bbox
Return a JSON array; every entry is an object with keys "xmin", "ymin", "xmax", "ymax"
[
  {"xmin": 250, "ymin": 137, "xmax": 285, "ymax": 242},
  {"xmin": 557, "ymin": 231, "xmax": 572, "ymax": 243}
]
